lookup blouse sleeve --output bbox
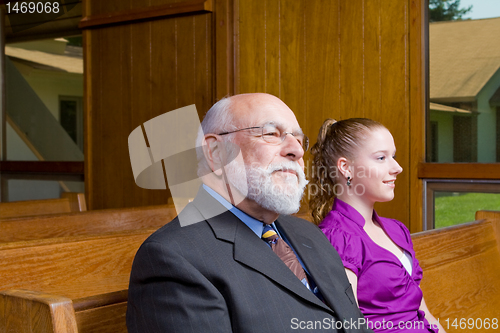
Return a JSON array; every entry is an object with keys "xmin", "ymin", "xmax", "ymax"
[{"xmin": 321, "ymin": 227, "xmax": 364, "ymax": 276}]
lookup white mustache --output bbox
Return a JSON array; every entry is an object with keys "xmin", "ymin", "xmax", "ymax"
[{"xmin": 265, "ymin": 162, "xmax": 307, "ymax": 182}]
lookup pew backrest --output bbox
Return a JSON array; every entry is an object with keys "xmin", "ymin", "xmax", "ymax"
[
  {"xmin": 412, "ymin": 219, "xmax": 500, "ymax": 330},
  {"xmin": 0, "ymin": 230, "xmax": 156, "ymax": 333},
  {"xmin": 0, "ymin": 230, "xmax": 154, "ymax": 299},
  {"xmin": 0, "ymin": 204, "xmax": 177, "ymax": 242},
  {"xmin": 0, "ymin": 289, "xmax": 128, "ymax": 333},
  {"xmin": 0, "ymin": 192, "xmax": 86, "ymax": 219},
  {"xmin": 0, "ymin": 229, "xmax": 157, "ymax": 333},
  {"xmin": 0, "ymin": 202, "xmax": 181, "ymax": 333}
]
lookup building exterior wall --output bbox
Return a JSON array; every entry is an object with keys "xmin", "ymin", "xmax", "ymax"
[
  {"xmin": 430, "ymin": 112, "xmax": 454, "ymax": 162},
  {"xmin": 477, "ymin": 68, "xmax": 500, "ymax": 162}
]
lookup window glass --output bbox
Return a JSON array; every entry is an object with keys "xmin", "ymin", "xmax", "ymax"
[
  {"xmin": 435, "ymin": 191, "xmax": 500, "ymax": 228},
  {"xmin": 5, "ymin": 179, "xmax": 84, "ymax": 202},
  {"xmin": 5, "ymin": 37, "xmax": 83, "ymax": 161},
  {"xmin": 424, "ymin": 180, "xmax": 500, "ymax": 229},
  {"xmin": 428, "ymin": 1, "xmax": 500, "ymax": 162},
  {"xmin": 60, "ymin": 96, "xmax": 83, "ymax": 150}
]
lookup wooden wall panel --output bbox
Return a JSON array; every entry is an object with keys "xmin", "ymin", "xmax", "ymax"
[
  {"xmin": 84, "ymin": 0, "xmax": 213, "ymax": 209},
  {"xmin": 234, "ymin": 0, "xmax": 424, "ymax": 228},
  {"xmin": 279, "ymin": 0, "xmax": 305, "ymax": 118},
  {"xmin": 235, "ymin": 0, "xmax": 266, "ymax": 93},
  {"xmin": 83, "ymin": 0, "xmax": 425, "ymax": 227},
  {"xmin": 99, "ymin": 26, "xmax": 125, "ymax": 209},
  {"xmin": 265, "ymin": 0, "xmax": 280, "ymax": 99},
  {"xmin": 302, "ymin": 1, "xmax": 340, "ymax": 151},
  {"xmin": 214, "ymin": 0, "xmax": 234, "ymax": 99},
  {"xmin": 375, "ymin": 0, "xmax": 410, "ymax": 223},
  {"xmin": 339, "ymin": 0, "xmax": 364, "ymax": 119},
  {"xmin": 364, "ymin": 0, "xmax": 382, "ymax": 116}
]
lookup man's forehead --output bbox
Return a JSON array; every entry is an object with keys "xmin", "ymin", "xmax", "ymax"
[{"xmin": 230, "ymin": 94, "xmax": 300, "ymax": 129}]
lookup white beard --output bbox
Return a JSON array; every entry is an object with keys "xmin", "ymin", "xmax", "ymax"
[{"xmin": 224, "ymin": 159, "xmax": 308, "ymax": 215}]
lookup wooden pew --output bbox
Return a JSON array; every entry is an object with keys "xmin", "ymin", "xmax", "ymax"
[
  {"xmin": 0, "ymin": 192, "xmax": 87, "ymax": 219},
  {"xmin": 0, "ymin": 204, "xmax": 178, "ymax": 242},
  {"xmin": 412, "ymin": 216, "xmax": 500, "ymax": 333},
  {"xmin": 3, "ymin": 207, "xmax": 496, "ymax": 332},
  {"xmin": 475, "ymin": 209, "xmax": 500, "ymax": 223},
  {"xmin": 0, "ymin": 230, "xmax": 157, "ymax": 333}
]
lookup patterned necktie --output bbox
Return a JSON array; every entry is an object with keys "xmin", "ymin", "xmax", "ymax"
[{"xmin": 261, "ymin": 223, "xmax": 308, "ymax": 284}]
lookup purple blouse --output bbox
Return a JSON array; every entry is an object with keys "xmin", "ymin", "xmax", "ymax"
[{"xmin": 319, "ymin": 199, "xmax": 437, "ymax": 333}]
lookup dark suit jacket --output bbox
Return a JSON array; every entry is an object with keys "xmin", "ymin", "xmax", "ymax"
[{"xmin": 127, "ymin": 187, "xmax": 372, "ymax": 333}]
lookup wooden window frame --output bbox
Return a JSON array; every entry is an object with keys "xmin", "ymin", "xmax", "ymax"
[{"xmin": 423, "ymin": 178, "xmax": 500, "ymax": 230}]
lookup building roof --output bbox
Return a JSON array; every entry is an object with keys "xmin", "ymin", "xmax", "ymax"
[
  {"xmin": 429, "ymin": 102, "xmax": 473, "ymax": 114},
  {"xmin": 5, "ymin": 44, "xmax": 83, "ymax": 74},
  {"xmin": 430, "ymin": 17, "xmax": 500, "ymax": 101}
]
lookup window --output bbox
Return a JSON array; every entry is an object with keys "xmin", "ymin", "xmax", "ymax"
[
  {"xmin": 60, "ymin": 96, "xmax": 83, "ymax": 151},
  {"xmin": 424, "ymin": 180, "xmax": 500, "ymax": 230},
  {"xmin": 425, "ymin": 1, "xmax": 500, "ymax": 229},
  {"xmin": 1, "ymin": 37, "xmax": 84, "ymax": 202}
]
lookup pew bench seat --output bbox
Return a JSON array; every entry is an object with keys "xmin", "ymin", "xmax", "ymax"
[
  {"xmin": 0, "ymin": 230, "xmax": 159, "ymax": 333},
  {"xmin": 413, "ymin": 214, "xmax": 500, "ymax": 333}
]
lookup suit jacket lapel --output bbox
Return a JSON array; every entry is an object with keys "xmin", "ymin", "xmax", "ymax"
[
  {"xmin": 276, "ymin": 217, "xmax": 350, "ymax": 315},
  {"xmin": 191, "ymin": 188, "xmax": 332, "ymax": 313}
]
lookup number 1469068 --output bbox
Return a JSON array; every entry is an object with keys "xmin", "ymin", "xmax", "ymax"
[
  {"xmin": 6, "ymin": 2, "xmax": 60, "ymax": 14},
  {"xmin": 444, "ymin": 318, "xmax": 498, "ymax": 330}
]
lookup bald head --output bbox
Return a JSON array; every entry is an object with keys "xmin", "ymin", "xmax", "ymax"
[{"xmin": 226, "ymin": 93, "xmax": 296, "ymax": 128}]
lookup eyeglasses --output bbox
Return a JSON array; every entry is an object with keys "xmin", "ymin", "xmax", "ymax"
[{"xmin": 218, "ymin": 123, "xmax": 309, "ymax": 152}]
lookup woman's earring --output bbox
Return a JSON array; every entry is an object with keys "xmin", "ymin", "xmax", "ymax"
[{"xmin": 347, "ymin": 176, "xmax": 352, "ymax": 187}]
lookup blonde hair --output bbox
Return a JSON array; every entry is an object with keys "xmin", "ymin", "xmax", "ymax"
[{"xmin": 309, "ymin": 118, "xmax": 386, "ymax": 224}]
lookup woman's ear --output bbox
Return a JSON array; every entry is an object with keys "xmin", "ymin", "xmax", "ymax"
[
  {"xmin": 337, "ymin": 157, "xmax": 352, "ymax": 179},
  {"xmin": 202, "ymin": 134, "xmax": 223, "ymax": 176}
]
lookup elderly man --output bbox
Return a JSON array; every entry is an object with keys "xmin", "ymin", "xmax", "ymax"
[{"xmin": 127, "ymin": 93, "xmax": 371, "ymax": 333}]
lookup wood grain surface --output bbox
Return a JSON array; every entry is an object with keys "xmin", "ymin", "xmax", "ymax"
[
  {"xmin": 0, "ymin": 231, "xmax": 153, "ymax": 299},
  {"xmin": 0, "ymin": 193, "xmax": 86, "ymax": 220},
  {"xmin": 413, "ymin": 219, "xmax": 500, "ymax": 332},
  {"xmin": 0, "ymin": 204, "xmax": 176, "ymax": 242},
  {"xmin": 0, "ymin": 289, "xmax": 78, "ymax": 333},
  {"xmin": 233, "ymin": 0, "xmax": 422, "ymax": 229},
  {"xmin": 84, "ymin": 0, "xmax": 213, "ymax": 210}
]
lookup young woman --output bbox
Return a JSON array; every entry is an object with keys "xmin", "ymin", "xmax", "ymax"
[{"xmin": 310, "ymin": 118, "xmax": 445, "ymax": 333}]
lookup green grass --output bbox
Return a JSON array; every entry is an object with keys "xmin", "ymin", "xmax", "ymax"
[{"xmin": 435, "ymin": 192, "xmax": 500, "ymax": 228}]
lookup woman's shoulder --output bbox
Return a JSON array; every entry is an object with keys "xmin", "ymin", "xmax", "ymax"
[
  {"xmin": 378, "ymin": 215, "xmax": 412, "ymax": 244},
  {"xmin": 319, "ymin": 210, "xmax": 366, "ymax": 246},
  {"xmin": 319, "ymin": 210, "xmax": 367, "ymax": 274},
  {"xmin": 319, "ymin": 209, "xmax": 363, "ymax": 235}
]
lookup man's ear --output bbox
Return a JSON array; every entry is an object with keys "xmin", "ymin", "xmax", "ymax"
[
  {"xmin": 337, "ymin": 157, "xmax": 352, "ymax": 179},
  {"xmin": 202, "ymin": 134, "xmax": 224, "ymax": 176}
]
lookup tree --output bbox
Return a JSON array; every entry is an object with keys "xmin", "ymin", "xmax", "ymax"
[{"xmin": 429, "ymin": 0, "xmax": 472, "ymax": 22}]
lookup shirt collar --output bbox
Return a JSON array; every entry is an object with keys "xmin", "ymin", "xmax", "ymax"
[
  {"xmin": 203, "ymin": 184, "xmax": 274, "ymax": 238},
  {"xmin": 332, "ymin": 198, "xmax": 382, "ymax": 228}
]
